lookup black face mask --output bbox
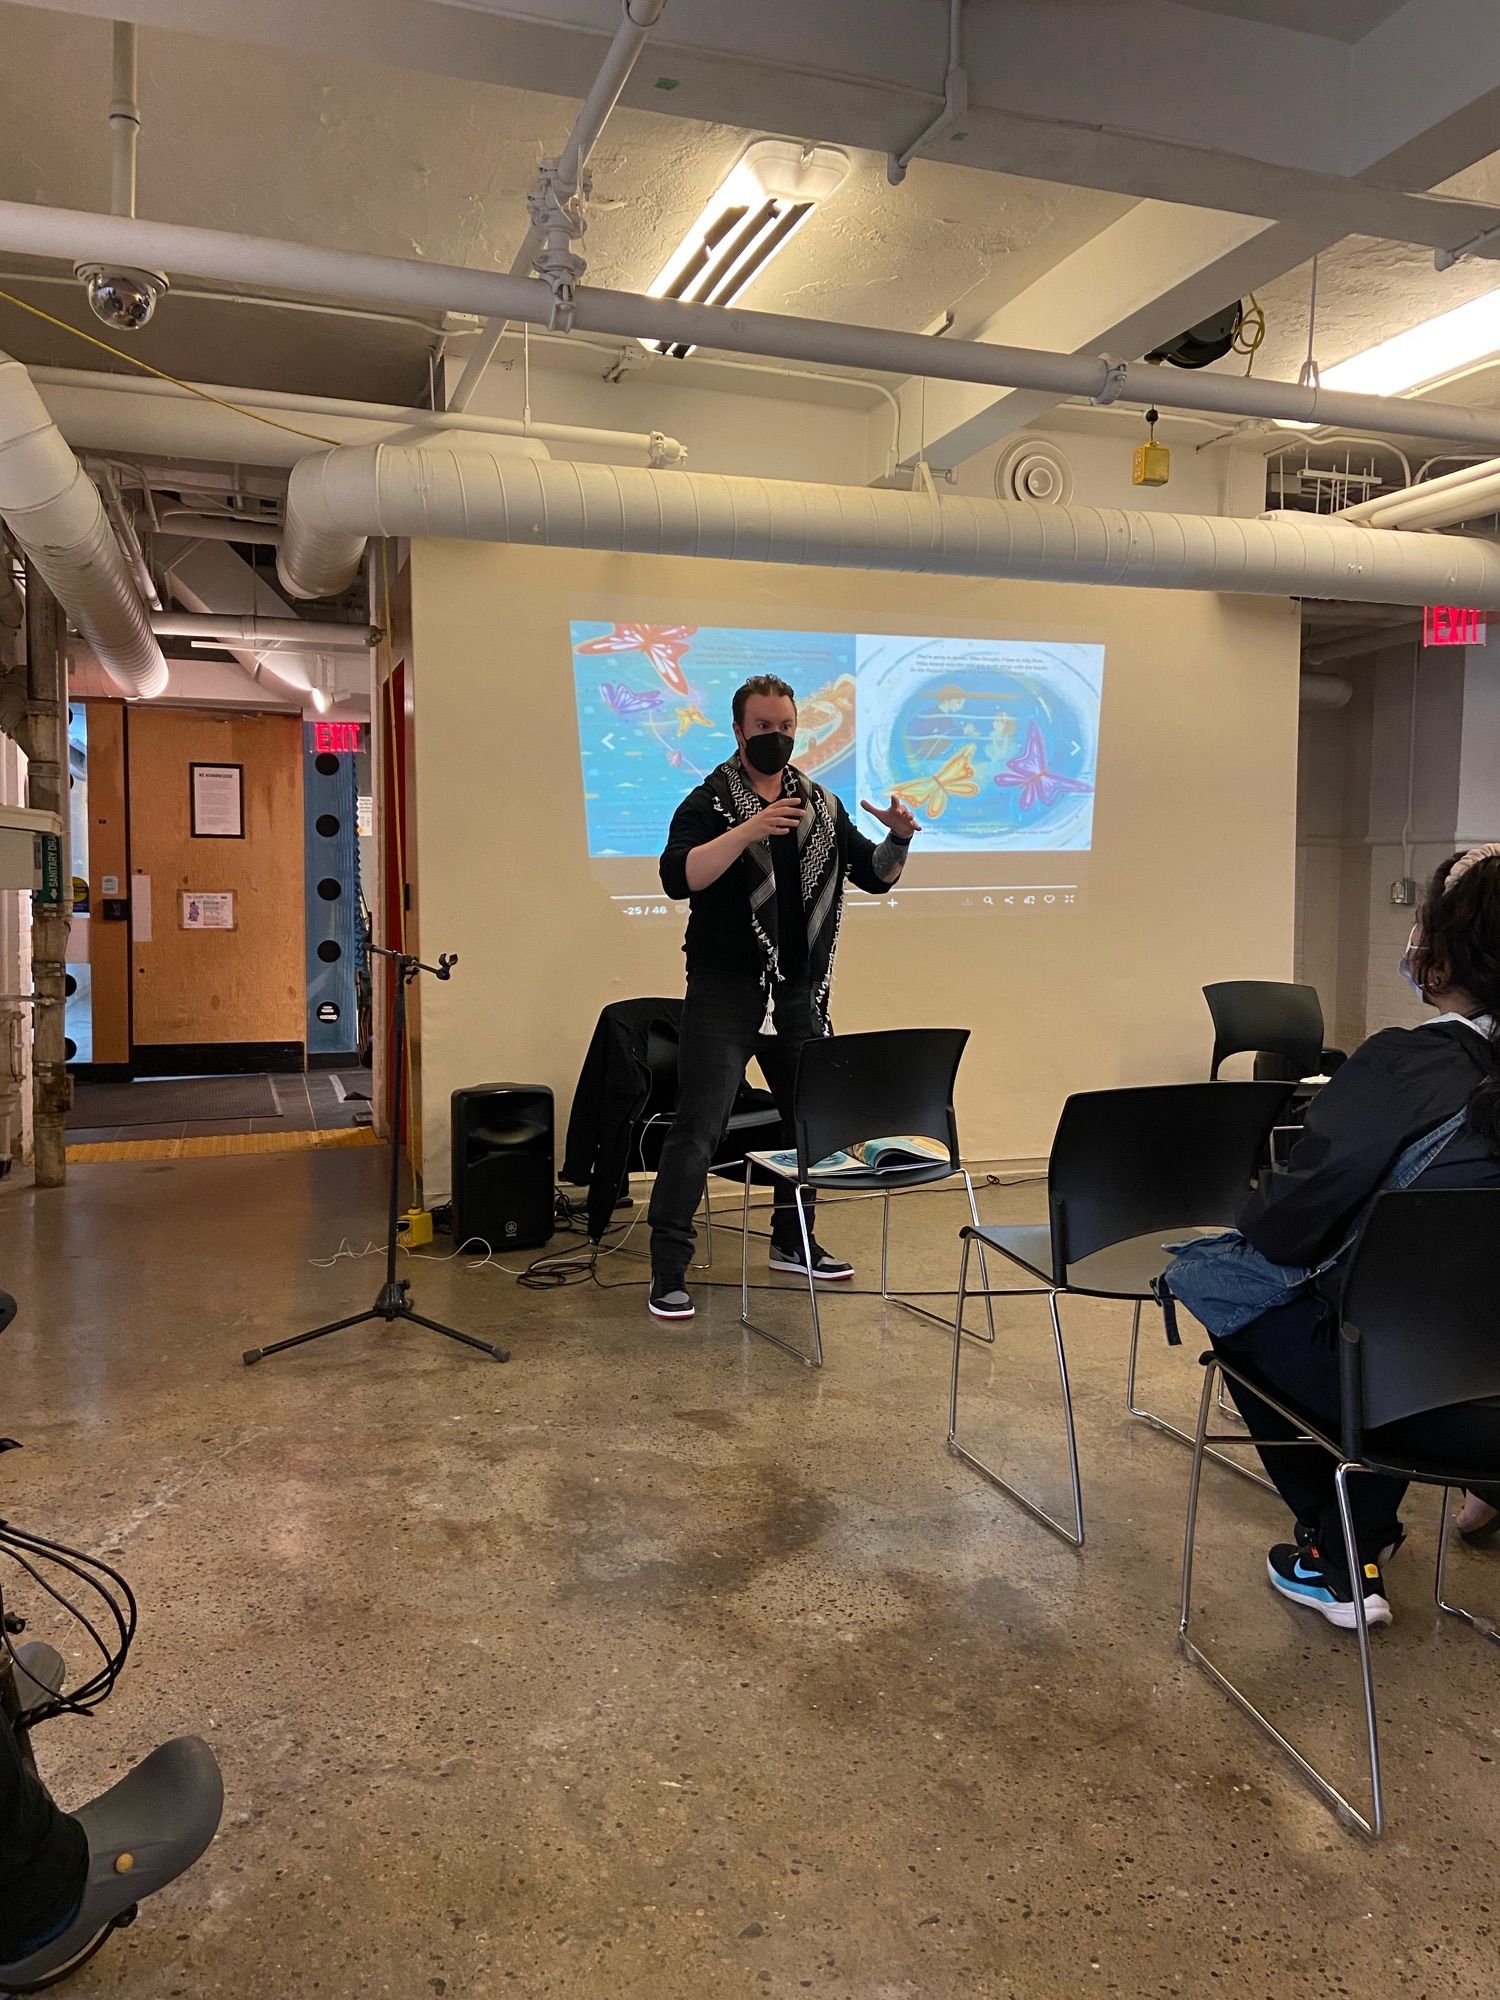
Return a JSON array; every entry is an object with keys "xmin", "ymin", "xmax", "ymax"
[{"xmin": 743, "ymin": 731, "xmax": 794, "ymax": 776}]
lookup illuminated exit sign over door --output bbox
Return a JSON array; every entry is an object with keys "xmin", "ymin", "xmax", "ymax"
[
  {"xmin": 313, "ymin": 721, "xmax": 364, "ymax": 753},
  {"xmin": 1423, "ymin": 605, "xmax": 1488, "ymax": 648}
]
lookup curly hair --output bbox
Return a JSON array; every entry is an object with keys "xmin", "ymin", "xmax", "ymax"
[{"xmin": 1410, "ymin": 850, "xmax": 1500, "ymax": 1152}]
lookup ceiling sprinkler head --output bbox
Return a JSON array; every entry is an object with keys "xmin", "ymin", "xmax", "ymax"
[{"xmin": 75, "ymin": 262, "xmax": 169, "ymax": 332}]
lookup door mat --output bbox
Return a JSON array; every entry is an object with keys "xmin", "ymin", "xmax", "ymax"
[{"xmin": 68, "ymin": 1074, "xmax": 281, "ymax": 1128}]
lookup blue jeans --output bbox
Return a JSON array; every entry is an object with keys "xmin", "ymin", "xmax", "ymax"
[{"xmin": 647, "ymin": 970, "xmax": 820, "ymax": 1273}]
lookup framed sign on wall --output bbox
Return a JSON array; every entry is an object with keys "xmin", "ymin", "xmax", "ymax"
[{"xmin": 190, "ymin": 762, "xmax": 244, "ymax": 838}]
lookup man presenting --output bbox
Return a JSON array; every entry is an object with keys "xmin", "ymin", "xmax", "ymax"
[{"xmin": 648, "ymin": 674, "xmax": 919, "ymax": 1320}]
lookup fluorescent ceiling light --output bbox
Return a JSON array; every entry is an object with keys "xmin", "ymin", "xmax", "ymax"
[
  {"xmin": 644, "ymin": 139, "xmax": 850, "ymax": 358},
  {"xmin": 1319, "ymin": 286, "xmax": 1500, "ymax": 397}
]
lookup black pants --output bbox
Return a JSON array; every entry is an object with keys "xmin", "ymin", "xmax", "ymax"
[
  {"xmin": 1214, "ymin": 1298, "xmax": 1500, "ymax": 1566},
  {"xmin": 0, "ymin": 1711, "xmax": 88, "ymax": 1962},
  {"xmin": 648, "ymin": 971, "xmax": 819, "ymax": 1273}
]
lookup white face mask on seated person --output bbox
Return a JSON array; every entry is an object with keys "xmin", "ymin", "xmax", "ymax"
[{"xmin": 1400, "ymin": 923, "xmax": 1424, "ymax": 1000}]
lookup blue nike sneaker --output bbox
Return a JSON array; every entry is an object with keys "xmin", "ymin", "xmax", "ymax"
[{"xmin": 1267, "ymin": 1541, "xmax": 1392, "ymax": 1630}]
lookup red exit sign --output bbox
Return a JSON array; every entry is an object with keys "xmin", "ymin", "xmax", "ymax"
[
  {"xmin": 314, "ymin": 721, "xmax": 363, "ymax": 753},
  {"xmin": 1423, "ymin": 605, "xmax": 1488, "ymax": 648}
]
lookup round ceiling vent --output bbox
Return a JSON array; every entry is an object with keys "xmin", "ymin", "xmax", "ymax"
[{"xmin": 996, "ymin": 439, "xmax": 1075, "ymax": 507}]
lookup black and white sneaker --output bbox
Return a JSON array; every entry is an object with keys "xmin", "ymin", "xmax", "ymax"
[
  {"xmin": 1268, "ymin": 1541, "xmax": 1392, "ymax": 1631},
  {"xmin": 648, "ymin": 1272, "xmax": 695, "ymax": 1320},
  {"xmin": 768, "ymin": 1236, "xmax": 855, "ymax": 1282}
]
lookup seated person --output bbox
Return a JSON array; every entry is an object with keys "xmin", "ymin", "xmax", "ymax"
[{"xmin": 1218, "ymin": 845, "xmax": 1500, "ymax": 1630}]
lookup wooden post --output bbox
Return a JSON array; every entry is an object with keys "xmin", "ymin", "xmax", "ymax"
[{"xmin": 22, "ymin": 568, "xmax": 69, "ymax": 1187}]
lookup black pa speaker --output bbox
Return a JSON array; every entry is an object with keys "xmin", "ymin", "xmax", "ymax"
[{"xmin": 451, "ymin": 1082, "xmax": 554, "ymax": 1252}]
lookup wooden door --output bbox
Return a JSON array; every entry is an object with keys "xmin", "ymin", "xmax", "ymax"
[{"xmin": 126, "ymin": 708, "xmax": 306, "ymax": 1073}]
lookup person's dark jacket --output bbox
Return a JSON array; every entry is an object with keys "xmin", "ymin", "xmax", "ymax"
[
  {"xmin": 1237, "ymin": 1018, "xmax": 1500, "ymax": 1269},
  {"xmin": 658, "ymin": 781, "xmax": 892, "ymax": 978}
]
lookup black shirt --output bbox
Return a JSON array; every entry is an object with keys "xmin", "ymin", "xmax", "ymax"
[
  {"xmin": 1237, "ymin": 1018, "xmax": 1500, "ymax": 1268},
  {"xmin": 659, "ymin": 778, "xmax": 894, "ymax": 978}
]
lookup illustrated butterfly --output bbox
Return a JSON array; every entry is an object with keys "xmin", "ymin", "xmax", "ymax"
[
  {"xmin": 575, "ymin": 623, "xmax": 698, "ymax": 695},
  {"xmin": 675, "ymin": 703, "xmax": 712, "ymax": 737},
  {"xmin": 993, "ymin": 722, "xmax": 1093, "ymax": 812},
  {"xmin": 599, "ymin": 682, "xmax": 664, "ymax": 717},
  {"xmin": 890, "ymin": 747, "xmax": 981, "ymax": 820}
]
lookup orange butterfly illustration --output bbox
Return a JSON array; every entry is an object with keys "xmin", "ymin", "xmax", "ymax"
[{"xmin": 890, "ymin": 747, "xmax": 981, "ymax": 820}]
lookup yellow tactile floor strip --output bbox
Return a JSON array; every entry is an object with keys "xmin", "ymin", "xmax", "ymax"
[{"xmin": 67, "ymin": 1126, "xmax": 382, "ymax": 1164}]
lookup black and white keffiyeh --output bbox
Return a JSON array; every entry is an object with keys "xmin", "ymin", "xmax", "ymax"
[{"xmin": 708, "ymin": 757, "xmax": 843, "ymax": 1033}]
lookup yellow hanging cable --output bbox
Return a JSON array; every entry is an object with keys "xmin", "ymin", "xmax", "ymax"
[
  {"xmin": 380, "ymin": 544, "xmax": 419, "ymax": 1209},
  {"xmin": 0, "ymin": 285, "xmax": 343, "ymax": 446},
  {"xmin": 1233, "ymin": 293, "xmax": 1267, "ymax": 377}
]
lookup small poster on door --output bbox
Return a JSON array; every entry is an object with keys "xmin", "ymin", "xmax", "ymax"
[
  {"xmin": 190, "ymin": 762, "xmax": 244, "ymax": 838},
  {"xmin": 181, "ymin": 891, "xmax": 235, "ymax": 931}
]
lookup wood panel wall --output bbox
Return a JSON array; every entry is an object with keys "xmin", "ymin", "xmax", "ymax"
[{"xmin": 127, "ymin": 708, "xmax": 305, "ymax": 1050}]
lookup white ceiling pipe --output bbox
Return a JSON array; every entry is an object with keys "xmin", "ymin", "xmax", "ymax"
[
  {"xmin": 16, "ymin": 203, "xmax": 1500, "ymax": 456},
  {"xmin": 1303, "ymin": 621, "xmax": 1424, "ymax": 666},
  {"xmin": 1299, "ymin": 673, "xmax": 1355, "ymax": 710},
  {"xmin": 29, "ymin": 365, "xmax": 677, "ymax": 467},
  {"xmin": 157, "ymin": 511, "xmax": 282, "ymax": 546},
  {"xmin": 277, "ymin": 447, "xmax": 1500, "ymax": 613},
  {"xmin": 1349, "ymin": 473, "xmax": 1500, "ymax": 534},
  {"xmin": 1339, "ymin": 452, "xmax": 1500, "ymax": 524},
  {"xmin": 448, "ymin": 0, "xmax": 668, "ymax": 415},
  {"xmin": 149, "ymin": 611, "xmax": 378, "ymax": 649},
  {"xmin": 0, "ymin": 353, "xmax": 166, "ymax": 698},
  {"xmin": 109, "ymin": 22, "xmax": 139, "ymax": 220}
]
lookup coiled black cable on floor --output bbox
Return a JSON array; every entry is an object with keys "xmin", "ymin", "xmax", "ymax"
[{"xmin": 0, "ymin": 1516, "xmax": 138, "ymax": 1729}]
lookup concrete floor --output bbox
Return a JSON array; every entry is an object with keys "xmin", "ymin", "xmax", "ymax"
[{"xmin": 3, "ymin": 1151, "xmax": 1499, "ymax": 1999}]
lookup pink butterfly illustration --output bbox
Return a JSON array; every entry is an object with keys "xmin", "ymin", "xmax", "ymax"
[
  {"xmin": 575, "ymin": 623, "xmax": 698, "ymax": 696},
  {"xmin": 993, "ymin": 722, "xmax": 1093, "ymax": 812},
  {"xmin": 599, "ymin": 681, "xmax": 663, "ymax": 717}
]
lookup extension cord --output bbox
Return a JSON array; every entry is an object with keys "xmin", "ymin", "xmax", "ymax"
[{"xmin": 398, "ymin": 1206, "xmax": 434, "ymax": 1249}]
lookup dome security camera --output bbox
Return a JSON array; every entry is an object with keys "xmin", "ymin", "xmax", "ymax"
[{"xmin": 74, "ymin": 262, "xmax": 169, "ymax": 332}]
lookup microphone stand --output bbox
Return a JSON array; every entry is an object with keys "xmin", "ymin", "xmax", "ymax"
[{"xmin": 243, "ymin": 947, "xmax": 509, "ymax": 1367}]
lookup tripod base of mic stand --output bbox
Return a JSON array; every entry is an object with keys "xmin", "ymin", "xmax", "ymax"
[{"xmin": 242, "ymin": 1279, "xmax": 510, "ymax": 1367}]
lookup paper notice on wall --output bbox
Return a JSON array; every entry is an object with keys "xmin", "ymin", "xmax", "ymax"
[
  {"xmin": 131, "ymin": 873, "xmax": 152, "ymax": 944},
  {"xmin": 356, "ymin": 794, "xmax": 373, "ymax": 838},
  {"xmin": 181, "ymin": 891, "xmax": 235, "ymax": 931}
]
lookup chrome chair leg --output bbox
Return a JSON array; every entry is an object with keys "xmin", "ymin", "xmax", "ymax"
[
  {"xmin": 1177, "ymin": 1357, "xmax": 1382, "ymax": 1839},
  {"xmin": 1434, "ymin": 1485, "xmax": 1500, "ymax": 1644},
  {"xmin": 693, "ymin": 1184, "xmax": 715, "ymax": 1271},
  {"xmin": 1125, "ymin": 1303, "xmax": 1275, "ymax": 1494},
  {"xmin": 1333, "ymin": 1461, "xmax": 1386, "ymax": 1839},
  {"xmin": 881, "ymin": 1170, "xmax": 997, "ymax": 1343},
  {"xmin": 740, "ymin": 1177, "xmax": 823, "ymax": 1368},
  {"xmin": 947, "ymin": 1237, "xmax": 1084, "ymax": 1549},
  {"xmin": 962, "ymin": 1170, "xmax": 997, "ymax": 1344}
]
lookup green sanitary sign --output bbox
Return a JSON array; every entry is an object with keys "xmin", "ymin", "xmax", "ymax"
[{"xmin": 34, "ymin": 832, "xmax": 63, "ymax": 906}]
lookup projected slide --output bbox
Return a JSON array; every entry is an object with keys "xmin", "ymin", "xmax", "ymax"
[{"xmin": 572, "ymin": 621, "xmax": 1103, "ymax": 864}]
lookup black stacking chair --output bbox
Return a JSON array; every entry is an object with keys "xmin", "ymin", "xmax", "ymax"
[
  {"xmin": 1180, "ymin": 1188, "xmax": 1500, "ymax": 1839},
  {"xmin": 1205, "ymin": 980, "xmax": 1331, "ymax": 1082},
  {"xmin": 1205, "ymin": 979, "xmax": 1345, "ymax": 1164},
  {"xmin": 949, "ymin": 1081, "xmax": 1293, "ymax": 1547},
  {"xmin": 738, "ymin": 1028, "xmax": 986, "ymax": 1368}
]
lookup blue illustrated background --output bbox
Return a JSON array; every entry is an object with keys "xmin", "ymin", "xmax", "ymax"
[{"xmin": 572, "ymin": 620, "xmax": 1102, "ymax": 859}]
